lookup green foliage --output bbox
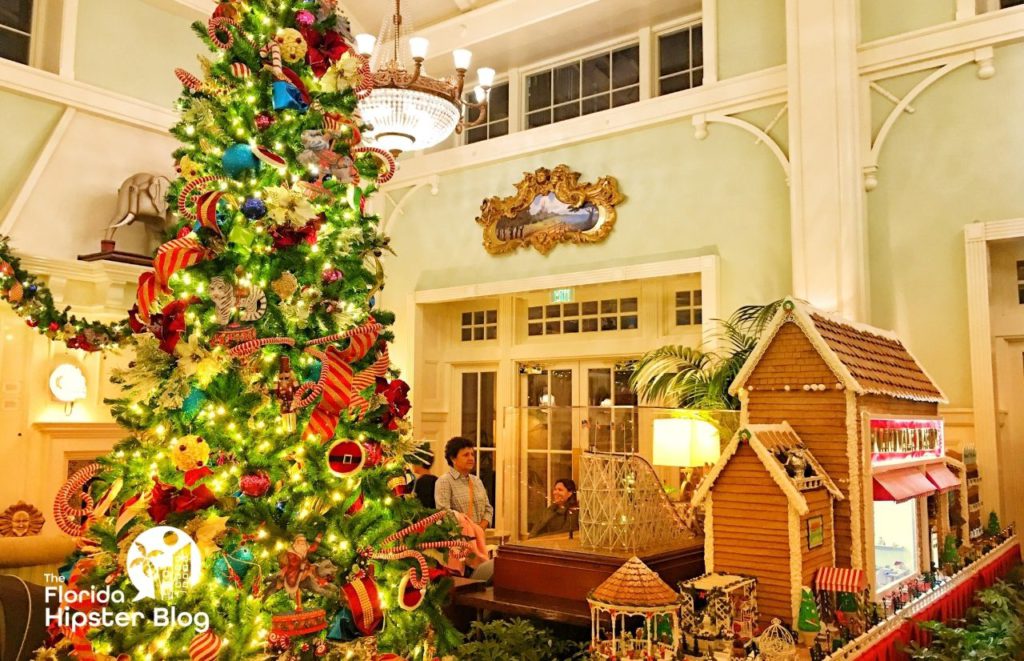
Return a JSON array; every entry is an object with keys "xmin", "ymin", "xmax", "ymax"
[
  {"xmin": 986, "ymin": 511, "xmax": 1002, "ymax": 537},
  {"xmin": 455, "ymin": 619, "xmax": 589, "ymax": 661},
  {"xmin": 629, "ymin": 300, "xmax": 783, "ymax": 410},
  {"xmin": 907, "ymin": 571, "xmax": 1024, "ymax": 660}
]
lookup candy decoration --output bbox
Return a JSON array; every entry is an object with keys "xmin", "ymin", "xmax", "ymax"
[
  {"xmin": 178, "ymin": 155, "xmax": 203, "ymax": 180},
  {"xmin": 295, "ymin": 9, "xmax": 316, "ymax": 28},
  {"xmin": 398, "ymin": 571, "xmax": 425, "ymax": 611},
  {"xmin": 207, "ymin": 17, "xmax": 237, "ymax": 50},
  {"xmin": 239, "ymin": 471, "xmax": 271, "ymax": 497},
  {"xmin": 222, "ymin": 143, "xmax": 260, "ymax": 177},
  {"xmin": 255, "ymin": 113, "xmax": 275, "ymax": 131},
  {"xmin": 275, "ymin": 28, "xmax": 308, "ymax": 64},
  {"xmin": 53, "ymin": 463, "xmax": 101, "ymax": 536},
  {"xmin": 175, "ymin": 68, "xmax": 204, "ymax": 92},
  {"xmin": 170, "ymin": 434, "xmax": 209, "ymax": 472},
  {"xmin": 253, "ymin": 145, "xmax": 287, "ymax": 170},
  {"xmin": 326, "ymin": 439, "xmax": 365, "ymax": 477},
  {"xmin": 195, "ymin": 191, "xmax": 226, "ymax": 235},
  {"xmin": 352, "ymin": 147, "xmax": 397, "ymax": 184},
  {"xmin": 188, "ymin": 630, "xmax": 223, "ymax": 661},
  {"xmin": 341, "ymin": 574, "xmax": 383, "ymax": 636},
  {"xmin": 177, "ymin": 175, "xmax": 221, "ymax": 221},
  {"xmin": 229, "ymin": 61, "xmax": 251, "ymax": 78},
  {"xmin": 323, "ymin": 113, "xmax": 361, "ymax": 146}
]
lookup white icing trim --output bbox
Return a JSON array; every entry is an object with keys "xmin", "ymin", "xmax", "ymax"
[
  {"xmin": 704, "ymin": 493, "xmax": 714, "ymax": 572},
  {"xmin": 830, "ymin": 499, "xmax": 837, "ymax": 567},
  {"xmin": 788, "ymin": 505, "xmax": 803, "ymax": 627},
  {"xmin": 848, "ymin": 390, "xmax": 864, "ymax": 569}
]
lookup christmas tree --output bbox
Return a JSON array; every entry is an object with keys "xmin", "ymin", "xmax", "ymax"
[
  {"xmin": 796, "ymin": 587, "xmax": 821, "ymax": 634},
  {"xmin": 985, "ymin": 511, "xmax": 1001, "ymax": 537},
  {"xmin": 40, "ymin": 1, "xmax": 470, "ymax": 659}
]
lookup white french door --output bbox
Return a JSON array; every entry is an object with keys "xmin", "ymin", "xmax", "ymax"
[
  {"xmin": 517, "ymin": 360, "xmax": 638, "ymax": 538},
  {"xmin": 454, "ymin": 368, "xmax": 498, "ymax": 527}
]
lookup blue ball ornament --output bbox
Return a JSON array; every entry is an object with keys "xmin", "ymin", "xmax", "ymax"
[
  {"xmin": 222, "ymin": 143, "xmax": 260, "ymax": 178},
  {"xmin": 241, "ymin": 197, "xmax": 267, "ymax": 220},
  {"xmin": 182, "ymin": 387, "xmax": 206, "ymax": 420}
]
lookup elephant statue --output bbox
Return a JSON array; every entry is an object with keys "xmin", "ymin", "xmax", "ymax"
[{"xmin": 105, "ymin": 173, "xmax": 173, "ymax": 252}]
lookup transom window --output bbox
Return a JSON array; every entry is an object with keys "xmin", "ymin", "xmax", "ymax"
[
  {"xmin": 465, "ymin": 82, "xmax": 510, "ymax": 145},
  {"xmin": 527, "ymin": 297, "xmax": 638, "ymax": 336},
  {"xmin": 659, "ymin": 23, "xmax": 703, "ymax": 95},
  {"xmin": 1017, "ymin": 260, "xmax": 1024, "ymax": 305},
  {"xmin": 525, "ymin": 44, "xmax": 640, "ymax": 129},
  {"xmin": 461, "ymin": 309, "xmax": 498, "ymax": 341},
  {"xmin": 0, "ymin": 0, "xmax": 33, "ymax": 65},
  {"xmin": 675, "ymin": 289, "xmax": 703, "ymax": 326}
]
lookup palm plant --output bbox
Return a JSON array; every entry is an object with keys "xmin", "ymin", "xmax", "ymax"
[{"xmin": 629, "ymin": 300, "xmax": 784, "ymax": 410}]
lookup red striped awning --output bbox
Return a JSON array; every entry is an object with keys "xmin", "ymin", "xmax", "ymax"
[
  {"xmin": 816, "ymin": 567, "xmax": 867, "ymax": 593},
  {"xmin": 925, "ymin": 463, "xmax": 960, "ymax": 492},
  {"xmin": 873, "ymin": 467, "xmax": 935, "ymax": 502}
]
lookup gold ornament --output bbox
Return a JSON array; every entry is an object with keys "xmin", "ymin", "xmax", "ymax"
[
  {"xmin": 276, "ymin": 28, "xmax": 308, "ymax": 64},
  {"xmin": 272, "ymin": 271, "xmax": 299, "ymax": 300},
  {"xmin": 170, "ymin": 434, "xmax": 210, "ymax": 471}
]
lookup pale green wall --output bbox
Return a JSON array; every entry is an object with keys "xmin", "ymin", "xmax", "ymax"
[
  {"xmin": 383, "ymin": 121, "xmax": 793, "ymax": 372},
  {"xmin": 868, "ymin": 43, "xmax": 1024, "ymax": 407},
  {"xmin": 0, "ymin": 92, "xmax": 63, "ymax": 211},
  {"xmin": 717, "ymin": 0, "xmax": 787, "ymax": 79},
  {"xmin": 76, "ymin": 0, "xmax": 201, "ymax": 108},
  {"xmin": 861, "ymin": 0, "xmax": 954, "ymax": 43}
]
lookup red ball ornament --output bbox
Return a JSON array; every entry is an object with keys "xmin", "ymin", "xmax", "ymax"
[
  {"xmin": 322, "ymin": 267, "xmax": 343, "ymax": 284},
  {"xmin": 239, "ymin": 471, "xmax": 271, "ymax": 497},
  {"xmin": 48, "ymin": 322, "xmax": 59, "ymax": 331},
  {"xmin": 301, "ymin": 642, "xmax": 311, "ymax": 652},
  {"xmin": 295, "ymin": 9, "xmax": 315, "ymax": 28},
  {"xmin": 26, "ymin": 319, "xmax": 37, "ymax": 328},
  {"xmin": 255, "ymin": 113, "xmax": 275, "ymax": 131}
]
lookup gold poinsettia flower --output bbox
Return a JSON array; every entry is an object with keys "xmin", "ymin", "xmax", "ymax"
[
  {"xmin": 175, "ymin": 333, "xmax": 228, "ymax": 387},
  {"xmin": 319, "ymin": 52, "xmax": 363, "ymax": 93},
  {"xmin": 264, "ymin": 186, "xmax": 319, "ymax": 228}
]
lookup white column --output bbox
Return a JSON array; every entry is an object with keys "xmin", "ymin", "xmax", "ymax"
[
  {"xmin": 785, "ymin": 0, "xmax": 868, "ymax": 319},
  {"xmin": 701, "ymin": 0, "xmax": 718, "ymax": 84}
]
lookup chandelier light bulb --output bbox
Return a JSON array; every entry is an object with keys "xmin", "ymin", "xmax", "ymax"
[
  {"xmin": 409, "ymin": 37, "xmax": 429, "ymax": 59},
  {"xmin": 354, "ymin": 33, "xmax": 377, "ymax": 56},
  {"xmin": 473, "ymin": 86, "xmax": 486, "ymax": 103},
  {"xmin": 477, "ymin": 67, "xmax": 496, "ymax": 88},
  {"xmin": 453, "ymin": 49, "xmax": 473, "ymax": 71}
]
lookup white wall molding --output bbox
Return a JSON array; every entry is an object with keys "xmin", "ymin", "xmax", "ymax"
[
  {"xmin": 381, "ymin": 177, "xmax": 440, "ymax": 234},
  {"xmin": 0, "ymin": 59, "xmax": 176, "ymax": 133},
  {"xmin": 15, "ymin": 253, "xmax": 144, "ymax": 313},
  {"xmin": 863, "ymin": 48, "xmax": 993, "ymax": 191},
  {"xmin": 0, "ymin": 108, "xmax": 77, "ymax": 234},
  {"xmin": 858, "ymin": 5, "xmax": 1024, "ymax": 78},
  {"xmin": 963, "ymin": 217, "xmax": 1024, "ymax": 521},
  {"xmin": 692, "ymin": 110, "xmax": 790, "ymax": 184},
  {"xmin": 58, "ymin": 0, "xmax": 79, "ymax": 80},
  {"xmin": 385, "ymin": 66, "xmax": 787, "ymax": 189}
]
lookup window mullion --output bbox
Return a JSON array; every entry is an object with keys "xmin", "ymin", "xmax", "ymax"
[
  {"xmin": 638, "ymin": 27, "xmax": 654, "ymax": 101},
  {"xmin": 508, "ymin": 67, "xmax": 523, "ymax": 134}
]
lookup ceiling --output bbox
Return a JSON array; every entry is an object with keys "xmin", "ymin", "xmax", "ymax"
[{"xmin": 342, "ymin": 0, "xmax": 700, "ymax": 78}]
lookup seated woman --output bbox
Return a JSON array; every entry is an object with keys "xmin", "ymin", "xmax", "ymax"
[{"xmin": 529, "ymin": 478, "xmax": 579, "ymax": 538}]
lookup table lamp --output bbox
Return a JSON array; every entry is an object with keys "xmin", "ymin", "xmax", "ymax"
[{"xmin": 653, "ymin": 418, "xmax": 721, "ymax": 491}]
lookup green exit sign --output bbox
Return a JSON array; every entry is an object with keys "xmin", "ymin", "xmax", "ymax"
[{"xmin": 551, "ymin": 288, "xmax": 574, "ymax": 303}]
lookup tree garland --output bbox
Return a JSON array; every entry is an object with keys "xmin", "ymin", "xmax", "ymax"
[{"xmin": 0, "ymin": 236, "xmax": 132, "ymax": 351}]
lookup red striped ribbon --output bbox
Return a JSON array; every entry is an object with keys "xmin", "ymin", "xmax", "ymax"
[
  {"xmin": 177, "ymin": 176, "xmax": 221, "ymax": 220},
  {"xmin": 135, "ymin": 271, "xmax": 158, "ymax": 322},
  {"xmin": 154, "ymin": 237, "xmax": 205, "ymax": 291},
  {"xmin": 194, "ymin": 190, "xmax": 225, "ymax": 235},
  {"xmin": 301, "ymin": 323, "xmax": 379, "ymax": 443},
  {"xmin": 227, "ymin": 336, "xmax": 296, "ymax": 358},
  {"xmin": 347, "ymin": 346, "xmax": 390, "ymax": 418}
]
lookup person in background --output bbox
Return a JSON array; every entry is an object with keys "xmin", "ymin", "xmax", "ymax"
[
  {"xmin": 435, "ymin": 437, "xmax": 493, "ymax": 529},
  {"xmin": 410, "ymin": 448, "xmax": 437, "ymax": 509},
  {"xmin": 529, "ymin": 478, "xmax": 579, "ymax": 538}
]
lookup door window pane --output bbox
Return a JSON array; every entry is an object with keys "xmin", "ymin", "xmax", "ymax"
[
  {"xmin": 461, "ymin": 373, "xmax": 478, "ymax": 438},
  {"xmin": 874, "ymin": 499, "xmax": 919, "ymax": 592},
  {"xmin": 480, "ymin": 372, "xmax": 496, "ymax": 448}
]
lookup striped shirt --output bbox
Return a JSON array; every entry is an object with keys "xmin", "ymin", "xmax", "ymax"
[{"xmin": 435, "ymin": 469, "xmax": 493, "ymax": 524}]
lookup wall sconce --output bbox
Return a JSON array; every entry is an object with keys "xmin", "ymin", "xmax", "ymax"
[{"xmin": 49, "ymin": 363, "xmax": 86, "ymax": 415}]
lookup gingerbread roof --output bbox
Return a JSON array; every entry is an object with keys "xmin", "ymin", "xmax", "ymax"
[
  {"xmin": 729, "ymin": 298, "xmax": 946, "ymax": 403},
  {"xmin": 588, "ymin": 556, "xmax": 679, "ymax": 607},
  {"xmin": 691, "ymin": 423, "xmax": 843, "ymax": 515}
]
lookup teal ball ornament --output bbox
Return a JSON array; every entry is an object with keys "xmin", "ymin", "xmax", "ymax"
[{"xmin": 222, "ymin": 143, "xmax": 260, "ymax": 178}]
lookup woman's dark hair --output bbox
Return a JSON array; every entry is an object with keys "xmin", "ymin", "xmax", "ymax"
[
  {"xmin": 554, "ymin": 477, "xmax": 577, "ymax": 493},
  {"xmin": 444, "ymin": 437, "xmax": 475, "ymax": 467}
]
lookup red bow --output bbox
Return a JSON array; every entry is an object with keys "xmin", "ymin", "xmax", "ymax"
[
  {"xmin": 300, "ymin": 27, "xmax": 349, "ymax": 77},
  {"xmin": 148, "ymin": 479, "xmax": 217, "ymax": 523},
  {"xmin": 374, "ymin": 377, "xmax": 410, "ymax": 430},
  {"xmin": 129, "ymin": 298, "xmax": 193, "ymax": 353},
  {"xmin": 270, "ymin": 218, "xmax": 321, "ymax": 249}
]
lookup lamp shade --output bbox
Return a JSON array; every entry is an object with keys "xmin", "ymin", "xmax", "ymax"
[{"xmin": 652, "ymin": 418, "xmax": 720, "ymax": 467}]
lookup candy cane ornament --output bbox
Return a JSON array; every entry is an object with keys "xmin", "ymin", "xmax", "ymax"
[
  {"xmin": 177, "ymin": 176, "xmax": 222, "ymax": 220},
  {"xmin": 352, "ymin": 147, "xmax": 397, "ymax": 184},
  {"xmin": 53, "ymin": 463, "xmax": 101, "ymax": 536}
]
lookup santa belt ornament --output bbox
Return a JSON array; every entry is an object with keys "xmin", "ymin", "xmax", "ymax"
[{"xmin": 341, "ymin": 573, "xmax": 382, "ymax": 636}]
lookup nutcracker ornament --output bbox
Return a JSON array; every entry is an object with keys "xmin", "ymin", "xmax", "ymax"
[{"xmin": 276, "ymin": 356, "xmax": 300, "ymax": 431}]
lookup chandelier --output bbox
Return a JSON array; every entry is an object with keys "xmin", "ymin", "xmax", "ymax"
[{"xmin": 355, "ymin": 0, "xmax": 495, "ymax": 154}]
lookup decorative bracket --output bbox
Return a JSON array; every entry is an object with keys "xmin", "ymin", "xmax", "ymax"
[
  {"xmin": 864, "ymin": 47, "xmax": 994, "ymax": 191},
  {"xmin": 380, "ymin": 175, "xmax": 440, "ymax": 234},
  {"xmin": 692, "ymin": 106, "xmax": 791, "ymax": 185}
]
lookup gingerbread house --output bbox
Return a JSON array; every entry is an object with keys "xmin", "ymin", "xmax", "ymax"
[
  {"xmin": 727, "ymin": 298, "xmax": 962, "ymax": 596},
  {"xmin": 692, "ymin": 423, "xmax": 842, "ymax": 626}
]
